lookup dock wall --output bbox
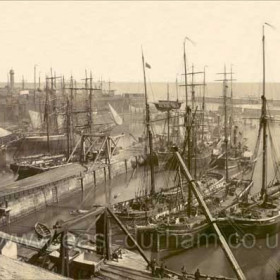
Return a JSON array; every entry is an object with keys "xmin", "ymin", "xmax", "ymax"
[{"xmin": 0, "ymin": 157, "xmax": 135, "ymax": 225}]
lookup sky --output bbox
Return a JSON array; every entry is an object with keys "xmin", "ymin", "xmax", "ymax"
[{"xmin": 1, "ymin": 1, "xmax": 280, "ymax": 84}]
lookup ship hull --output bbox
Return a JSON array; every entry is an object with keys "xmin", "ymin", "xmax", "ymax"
[
  {"xmin": 136, "ymin": 222, "xmax": 212, "ymax": 251},
  {"xmin": 113, "ymin": 172, "xmax": 224, "ymax": 222},
  {"xmin": 217, "ymin": 214, "xmax": 280, "ymax": 238},
  {"xmin": 10, "ymin": 163, "xmax": 45, "ymax": 180},
  {"xmin": 164, "ymin": 149, "xmax": 212, "ymax": 171},
  {"xmin": 193, "ymin": 150, "xmax": 212, "ymax": 170},
  {"xmin": 211, "ymin": 156, "xmax": 249, "ymax": 178},
  {"xmin": 10, "ymin": 158, "xmax": 69, "ymax": 180}
]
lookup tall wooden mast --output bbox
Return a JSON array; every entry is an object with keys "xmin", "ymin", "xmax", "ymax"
[
  {"xmin": 45, "ymin": 77, "xmax": 50, "ymax": 153},
  {"xmin": 183, "ymin": 39, "xmax": 192, "ymax": 216},
  {"xmin": 89, "ymin": 71, "xmax": 93, "ymax": 134},
  {"xmin": 216, "ymin": 66, "xmax": 235, "ymax": 185},
  {"xmin": 66, "ymin": 77, "xmax": 74, "ymax": 160},
  {"xmin": 261, "ymin": 24, "xmax": 268, "ymax": 200},
  {"xmin": 34, "ymin": 64, "xmax": 37, "ymax": 104},
  {"xmin": 183, "ymin": 38, "xmax": 191, "ymax": 172},
  {"xmin": 230, "ymin": 65, "xmax": 234, "ymax": 147},
  {"xmin": 201, "ymin": 66, "xmax": 206, "ymax": 142},
  {"xmin": 142, "ymin": 50, "xmax": 155, "ymax": 195},
  {"xmin": 223, "ymin": 65, "xmax": 229, "ymax": 183},
  {"xmin": 167, "ymin": 84, "xmax": 170, "ymax": 146}
]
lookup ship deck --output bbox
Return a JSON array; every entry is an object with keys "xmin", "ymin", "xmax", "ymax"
[
  {"xmin": 0, "ymin": 149, "xmax": 139, "ymax": 198},
  {"xmin": 0, "ymin": 163, "xmax": 86, "ymax": 197}
]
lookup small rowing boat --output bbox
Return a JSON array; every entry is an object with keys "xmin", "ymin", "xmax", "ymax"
[{"xmin": 34, "ymin": 222, "xmax": 51, "ymax": 239}]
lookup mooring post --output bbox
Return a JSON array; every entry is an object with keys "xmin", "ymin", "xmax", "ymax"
[
  {"xmin": 125, "ymin": 159, "xmax": 128, "ymax": 174},
  {"xmin": 60, "ymin": 231, "xmax": 69, "ymax": 277},
  {"xmin": 93, "ymin": 170, "xmax": 96, "ymax": 186},
  {"xmin": 105, "ymin": 210, "xmax": 111, "ymax": 260},
  {"xmin": 80, "ymin": 172, "xmax": 84, "ymax": 193},
  {"xmin": 108, "ymin": 165, "xmax": 111, "ymax": 180},
  {"xmin": 104, "ymin": 167, "xmax": 107, "ymax": 182}
]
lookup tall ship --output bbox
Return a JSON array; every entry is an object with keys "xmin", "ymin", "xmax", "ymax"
[
  {"xmin": 10, "ymin": 74, "xmax": 123, "ymax": 180},
  {"xmin": 210, "ymin": 66, "xmax": 253, "ymax": 179},
  {"xmin": 163, "ymin": 41, "xmax": 216, "ymax": 174},
  {"xmin": 217, "ymin": 24, "xmax": 280, "ymax": 237},
  {"xmin": 134, "ymin": 41, "xmax": 236, "ymax": 251}
]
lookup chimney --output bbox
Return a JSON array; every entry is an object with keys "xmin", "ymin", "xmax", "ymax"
[{"xmin": 9, "ymin": 69, "xmax": 14, "ymax": 92}]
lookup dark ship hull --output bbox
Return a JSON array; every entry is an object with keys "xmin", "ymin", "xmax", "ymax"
[
  {"xmin": 10, "ymin": 163, "xmax": 45, "ymax": 180},
  {"xmin": 10, "ymin": 154, "xmax": 69, "ymax": 180},
  {"xmin": 164, "ymin": 149, "xmax": 212, "ymax": 171},
  {"xmin": 210, "ymin": 155, "xmax": 252, "ymax": 179},
  {"xmin": 136, "ymin": 221, "xmax": 211, "ymax": 251},
  {"xmin": 217, "ymin": 214, "xmax": 280, "ymax": 238}
]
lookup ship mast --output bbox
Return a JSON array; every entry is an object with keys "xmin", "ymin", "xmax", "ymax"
[
  {"xmin": 183, "ymin": 39, "xmax": 191, "ymax": 173},
  {"xmin": 175, "ymin": 76, "xmax": 180, "ymax": 145},
  {"xmin": 45, "ymin": 77, "xmax": 50, "ymax": 153},
  {"xmin": 229, "ymin": 65, "xmax": 234, "ymax": 148},
  {"xmin": 187, "ymin": 66, "xmax": 204, "ymax": 180},
  {"xmin": 167, "ymin": 84, "xmax": 170, "ymax": 146},
  {"xmin": 201, "ymin": 66, "xmax": 206, "ymax": 142},
  {"xmin": 223, "ymin": 65, "xmax": 229, "ymax": 183},
  {"xmin": 183, "ymin": 39, "xmax": 192, "ymax": 216},
  {"xmin": 261, "ymin": 24, "xmax": 268, "ymax": 201},
  {"xmin": 142, "ymin": 50, "xmax": 155, "ymax": 195},
  {"xmin": 66, "ymin": 96, "xmax": 71, "ymax": 159},
  {"xmin": 66, "ymin": 76, "xmax": 74, "ymax": 160},
  {"xmin": 89, "ymin": 71, "xmax": 93, "ymax": 134},
  {"xmin": 216, "ymin": 66, "xmax": 235, "ymax": 185}
]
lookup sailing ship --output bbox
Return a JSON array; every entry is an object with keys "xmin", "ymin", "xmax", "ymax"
[
  {"xmin": 10, "ymin": 76, "xmax": 71, "ymax": 179},
  {"xmin": 217, "ymin": 24, "xmax": 280, "ymax": 238},
  {"xmin": 10, "ymin": 74, "xmax": 123, "ymax": 180},
  {"xmin": 114, "ymin": 51, "xmax": 224, "ymax": 224},
  {"xmin": 135, "ymin": 41, "xmax": 256, "ymax": 251},
  {"xmin": 135, "ymin": 170, "xmax": 226, "ymax": 250},
  {"xmin": 163, "ymin": 51, "xmax": 215, "ymax": 173},
  {"xmin": 153, "ymin": 84, "xmax": 184, "ymax": 163},
  {"xmin": 113, "ymin": 51, "xmax": 171, "ymax": 221},
  {"xmin": 186, "ymin": 65, "xmax": 214, "ymax": 172},
  {"xmin": 210, "ymin": 66, "xmax": 253, "ymax": 179},
  {"xmin": 134, "ymin": 44, "xmax": 242, "ymax": 250}
]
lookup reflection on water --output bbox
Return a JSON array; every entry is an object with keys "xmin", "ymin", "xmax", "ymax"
[
  {"xmin": 164, "ymin": 120, "xmax": 280, "ymax": 280},
  {"xmin": 2, "ymin": 117, "xmax": 280, "ymax": 279}
]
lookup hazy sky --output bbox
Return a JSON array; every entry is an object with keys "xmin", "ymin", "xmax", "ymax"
[{"xmin": 1, "ymin": 1, "xmax": 280, "ymax": 83}]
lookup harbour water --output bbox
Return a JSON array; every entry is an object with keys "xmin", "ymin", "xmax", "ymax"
[{"xmin": 1, "ymin": 117, "xmax": 280, "ymax": 279}]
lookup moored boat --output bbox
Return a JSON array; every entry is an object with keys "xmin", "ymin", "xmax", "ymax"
[
  {"xmin": 10, "ymin": 154, "xmax": 70, "ymax": 180},
  {"xmin": 34, "ymin": 222, "xmax": 51, "ymax": 239},
  {"xmin": 216, "ymin": 25, "xmax": 280, "ymax": 239}
]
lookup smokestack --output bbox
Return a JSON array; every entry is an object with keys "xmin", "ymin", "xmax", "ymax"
[{"xmin": 9, "ymin": 69, "xmax": 14, "ymax": 92}]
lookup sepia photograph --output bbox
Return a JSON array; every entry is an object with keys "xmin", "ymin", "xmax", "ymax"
[{"xmin": 0, "ymin": 1, "xmax": 280, "ymax": 279}]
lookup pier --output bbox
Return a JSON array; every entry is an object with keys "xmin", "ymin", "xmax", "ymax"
[{"xmin": 0, "ymin": 149, "xmax": 139, "ymax": 225}]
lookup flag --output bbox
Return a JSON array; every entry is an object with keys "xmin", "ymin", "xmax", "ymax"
[
  {"xmin": 145, "ymin": 62, "xmax": 151, "ymax": 69},
  {"xmin": 265, "ymin": 22, "xmax": 276, "ymax": 30}
]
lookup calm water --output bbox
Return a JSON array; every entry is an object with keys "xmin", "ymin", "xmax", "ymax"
[{"xmin": 2, "ymin": 112, "xmax": 280, "ymax": 279}]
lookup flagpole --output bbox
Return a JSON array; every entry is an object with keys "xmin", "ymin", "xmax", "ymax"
[{"xmin": 141, "ymin": 49, "xmax": 155, "ymax": 196}]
